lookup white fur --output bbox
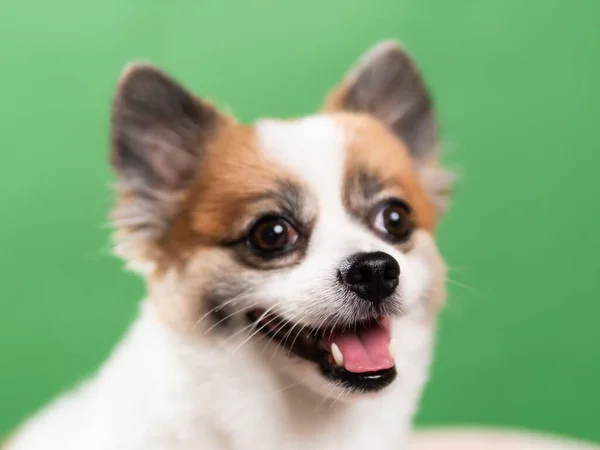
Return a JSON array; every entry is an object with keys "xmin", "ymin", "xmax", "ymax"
[
  {"xmin": 8, "ymin": 115, "xmax": 588, "ymax": 449},
  {"xmin": 252, "ymin": 117, "xmax": 433, "ymax": 400},
  {"xmin": 254, "ymin": 116, "xmax": 430, "ymax": 315},
  {"xmin": 8, "ymin": 301, "xmax": 433, "ymax": 450},
  {"xmin": 8, "ymin": 117, "xmax": 435, "ymax": 449}
]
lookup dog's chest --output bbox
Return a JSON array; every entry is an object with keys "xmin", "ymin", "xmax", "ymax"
[
  {"xmin": 7, "ymin": 308, "xmax": 423, "ymax": 450},
  {"xmin": 206, "ymin": 379, "xmax": 412, "ymax": 450}
]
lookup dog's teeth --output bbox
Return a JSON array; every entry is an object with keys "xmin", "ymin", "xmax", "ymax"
[
  {"xmin": 389, "ymin": 338, "xmax": 395, "ymax": 353},
  {"xmin": 331, "ymin": 343, "xmax": 344, "ymax": 367}
]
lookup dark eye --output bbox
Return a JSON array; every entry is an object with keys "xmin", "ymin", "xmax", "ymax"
[
  {"xmin": 372, "ymin": 201, "xmax": 413, "ymax": 241},
  {"xmin": 248, "ymin": 216, "xmax": 299, "ymax": 254}
]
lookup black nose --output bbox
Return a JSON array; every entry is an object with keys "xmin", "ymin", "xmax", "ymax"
[{"xmin": 338, "ymin": 251, "xmax": 400, "ymax": 304}]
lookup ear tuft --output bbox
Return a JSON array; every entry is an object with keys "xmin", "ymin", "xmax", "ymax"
[
  {"xmin": 325, "ymin": 40, "xmax": 437, "ymax": 161},
  {"xmin": 110, "ymin": 63, "xmax": 223, "ymax": 272}
]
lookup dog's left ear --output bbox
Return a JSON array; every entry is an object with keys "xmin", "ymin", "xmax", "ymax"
[{"xmin": 324, "ymin": 41, "xmax": 453, "ymax": 214}]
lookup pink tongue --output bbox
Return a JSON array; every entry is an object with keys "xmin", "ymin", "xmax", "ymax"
[{"xmin": 324, "ymin": 318, "xmax": 393, "ymax": 373}]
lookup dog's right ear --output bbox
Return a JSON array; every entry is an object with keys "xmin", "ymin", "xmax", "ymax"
[{"xmin": 110, "ymin": 64, "xmax": 227, "ymax": 272}]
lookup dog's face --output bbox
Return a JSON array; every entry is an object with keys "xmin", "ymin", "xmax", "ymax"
[{"xmin": 110, "ymin": 42, "xmax": 452, "ymax": 397}]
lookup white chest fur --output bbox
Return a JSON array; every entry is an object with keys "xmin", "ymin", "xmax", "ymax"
[{"xmin": 7, "ymin": 302, "xmax": 433, "ymax": 450}]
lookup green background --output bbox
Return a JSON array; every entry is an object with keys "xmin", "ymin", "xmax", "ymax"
[{"xmin": 1, "ymin": 0, "xmax": 599, "ymax": 442}]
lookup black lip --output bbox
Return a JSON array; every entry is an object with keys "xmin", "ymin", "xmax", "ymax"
[
  {"xmin": 246, "ymin": 310, "xmax": 397, "ymax": 393},
  {"xmin": 319, "ymin": 363, "xmax": 397, "ymax": 393}
]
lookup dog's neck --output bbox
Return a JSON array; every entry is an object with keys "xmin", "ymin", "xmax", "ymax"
[{"xmin": 12, "ymin": 300, "xmax": 433, "ymax": 450}]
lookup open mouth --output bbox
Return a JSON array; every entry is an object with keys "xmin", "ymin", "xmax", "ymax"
[{"xmin": 246, "ymin": 309, "xmax": 397, "ymax": 393}]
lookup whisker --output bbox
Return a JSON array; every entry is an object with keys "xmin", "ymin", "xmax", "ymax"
[
  {"xmin": 283, "ymin": 312, "xmax": 314, "ymax": 358},
  {"xmin": 263, "ymin": 381, "xmax": 304, "ymax": 399},
  {"xmin": 193, "ymin": 288, "xmax": 255, "ymax": 329},
  {"xmin": 446, "ymin": 265, "xmax": 468, "ymax": 274},
  {"xmin": 328, "ymin": 314, "xmax": 344, "ymax": 340},
  {"xmin": 313, "ymin": 385, "xmax": 338, "ymax": 413},
  {"xmin": 260, "ymin": 310, "xmax": 302, "ymax": 355},
  {"xmin": 313, "ymin": 312, "xmax": 332, "ymax": 339},
  {"xmin": 447, "ymin": 278, "xmax": 480, "ymax": 295},
  {"xmin": 232, "ymin": 305, "xmax": 282, "ymax": 354},
  {"xmin": 330, "ymin": 388, "xmax": 346, "ymax": 408},
  {"xmin": 215, "ymin": 321, "xmax": 259, "ymax": 349},
  {"xmin": 203, "ymin": 299, "xmax": 265, "ymax": 334}
]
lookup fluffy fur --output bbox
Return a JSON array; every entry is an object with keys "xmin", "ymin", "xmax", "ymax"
[{"xmin": 1, "ymin": 41, "xmax": 478, "ymax": 450}]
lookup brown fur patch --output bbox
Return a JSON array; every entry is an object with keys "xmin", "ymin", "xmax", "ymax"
[
  {"xmin": 155, "ymin": 123, "xmax": 309, "ymax": 272},
  {"xmin": 336, "ymin": 113, "xmax": 438, "ymax": 231}
]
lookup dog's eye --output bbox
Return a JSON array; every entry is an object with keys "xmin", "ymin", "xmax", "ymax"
[
  {"xmin": 248, "ymin": 216, "xmax": 299, "ymax": 253},
  {"xmin": 371, "ymin": 201, "xmax": 413, "ymax": 241}
]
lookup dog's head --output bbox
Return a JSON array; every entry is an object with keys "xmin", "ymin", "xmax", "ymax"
[{"xmin": 109, "ymin": 42, "xmax": 452, "ymax": 397}]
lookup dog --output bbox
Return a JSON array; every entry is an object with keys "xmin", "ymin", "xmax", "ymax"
[{"xmin": 6, "ymin": 41, "xmax": 454, "ymax": 450}]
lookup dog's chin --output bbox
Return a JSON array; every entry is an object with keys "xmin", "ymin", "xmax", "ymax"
[{"xmin": 246, "ymin": 309, "xmax": 398, "ymax": 396}]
